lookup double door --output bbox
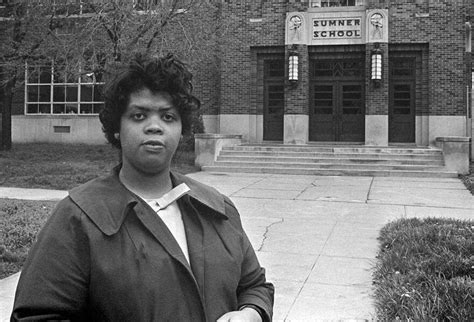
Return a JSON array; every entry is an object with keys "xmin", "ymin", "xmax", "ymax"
[{"xmin": 309, "ymin": 58, "xmax": 365, "ymax": 142}]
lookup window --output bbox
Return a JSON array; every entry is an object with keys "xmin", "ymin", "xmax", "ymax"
[
  {"xmin": 25, "ymin": 63, "xmax": 104, "ymax": 115},
  {"xmin": 133, "ymin": 0, "xmax": 191, "ymax": 12},
  {"xmin": 310, "ymin": 0, "xmax": 365, "ymax": 7}
]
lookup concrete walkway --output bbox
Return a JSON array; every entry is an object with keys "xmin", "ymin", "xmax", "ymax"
[{"xmin": 1, "ymin": 173, "xmax": 472, "ymax": 321}]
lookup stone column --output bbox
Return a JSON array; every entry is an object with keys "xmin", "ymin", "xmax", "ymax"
[
  {"xmin": 436, "ymin": 136, "xmax": 471, "ymax": 175},
  {"xmin": 365, "ymin": 42, "xmax": 389, "ymax": 146},
  {"xmin": 284, "ymin": 44, "xmax": 309, "ymax": 144}
]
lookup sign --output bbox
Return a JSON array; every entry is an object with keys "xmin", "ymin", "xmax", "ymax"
[
  {"xmin": 286, "ymin": 9, "xmax": 385, "ymax": 46},
  {"xmin": 312, "ymin": 17, "xmax": 362, "ymax": 40}
]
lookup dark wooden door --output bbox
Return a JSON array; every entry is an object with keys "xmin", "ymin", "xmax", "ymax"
[
  {"xmin": 310, "ymin": 83, "xmax": 335, "ymax": 141},
  {"xmin": 264, "ymin": 83, "xmax": 284, "ymax": 141},
  {"xmin": 389, "ymin": 58, "xmax": 416, "ymax": 143},
  {"xmin": 309, "ymin": 58, "xmax": 365, "ymax": 142},
  {"xmin": 340, "ymin": 82, "xmax": 365, "ymax": 141},
  {"xmin": 263, "ymin": 60, "xmax": 284, "ymax": 141}
]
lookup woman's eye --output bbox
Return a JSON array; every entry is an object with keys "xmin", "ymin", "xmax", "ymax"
[
  {"xmin": 163, "ymin": 113, "xmax": 176, "ymax": 122},
  {"xmin": 132, "ymin": 113, "xmax": 145, "ymax": 120}
]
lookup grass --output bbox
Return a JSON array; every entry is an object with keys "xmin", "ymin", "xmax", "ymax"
[
  {"xmin": 373, "ymin": 217, "xmax": 473, "ymax": 320},
  {"xmin": 0, "ymin": 143, "xmax": 200, "ymax": 278},
  {"xmin": 0, "ymin": 199, "xmax": 55, "ymax": 279},
  {"xmin": 0, "ymin": 143, "xmax": 200, "ymax": 190}
]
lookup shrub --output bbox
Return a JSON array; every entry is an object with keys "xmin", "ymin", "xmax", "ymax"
[{"xmin": 373, "ymin": 218, "xmax": 473, "ymax": 320}]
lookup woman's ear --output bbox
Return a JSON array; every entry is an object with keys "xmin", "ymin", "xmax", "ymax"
[{"xmin": 114, "ymin": 133, "xmax": 120, "ymax": 140}]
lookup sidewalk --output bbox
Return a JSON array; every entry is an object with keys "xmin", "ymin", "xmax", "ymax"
[{"xmin": 1, "ymin": 173, "xmax": 473, "ymax": 321}]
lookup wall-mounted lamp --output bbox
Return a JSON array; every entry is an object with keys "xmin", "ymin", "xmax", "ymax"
[
  {"xmin": 288, "ymin": 47, "xmax": 299, "ymax": 84},
  {"xmin": 371, "ymin": 44, "xmax": 383, "ymax": 86}
]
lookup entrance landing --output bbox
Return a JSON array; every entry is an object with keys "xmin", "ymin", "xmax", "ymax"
[{"xmin": 202, "ymin": 144, "xmax": 457, "ymax": 178}]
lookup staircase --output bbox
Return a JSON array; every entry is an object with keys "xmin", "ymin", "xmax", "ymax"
[{"xmin": 201, "ymin": 144, "xmax": 458, "ymax": 177}]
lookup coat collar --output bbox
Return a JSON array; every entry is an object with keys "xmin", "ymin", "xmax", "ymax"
[{"xmin": 69, "ymin": 167, "xmax": 227, "ymax": 236}]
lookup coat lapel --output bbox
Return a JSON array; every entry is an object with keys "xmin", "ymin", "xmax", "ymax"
[
  {"xmin": 132, "ymin": 200, "xmax": 193, "ymax": 275},
  {"xmin": 179, "ymin": 196, "xmax": 205, "ymax": 298}
]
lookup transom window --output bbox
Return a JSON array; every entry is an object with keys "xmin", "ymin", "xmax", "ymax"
[
  {"xmin": 25, "ymin": 63, "xmax": 104, "ymax": 115},
  {"xmin": 311, "ymin": 59, "xmax": 364, "ymax": 78},
  {"xmin": 310, "ymin": 0, "xmax": 366, "ymax": 7}
]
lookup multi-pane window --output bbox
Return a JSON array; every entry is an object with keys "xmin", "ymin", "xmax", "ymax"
[
  {"xmin": 25, "ymin": 64, "xmax": 104, "ymax": 115},
  {"xmin": 310, "ymin": 0, "xmax": 366, "ymax": 7}
]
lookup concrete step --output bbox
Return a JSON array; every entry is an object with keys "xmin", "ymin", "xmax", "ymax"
[
  {"xmin": 203, "ymin": 144, "xmax": 453, "ymax": 178},
  {"xmin": 211, "ymin": 161, "xmax": 446, "ymax": 171},
  {"xmin": 225, "ymin": 145, "xmax": 443, "ymax": 155},
  {"xmin": 219, "ymin": 150, "xmax": 443, "ymax": 160},
  {"xmin": 201, "ymin": 166, "xmax": 458, "ymax": 178},
  {"xmin": 216, "ymin": 155, "xmax": 444, "ymax": 165}
]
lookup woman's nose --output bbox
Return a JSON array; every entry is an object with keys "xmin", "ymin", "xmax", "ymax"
[{"xmin": 144, "ymin": 116, "xmax": 163, "ymax": 133}]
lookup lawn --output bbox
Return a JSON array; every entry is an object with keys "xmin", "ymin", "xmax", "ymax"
[
  {"xmin": 0, "ymin": 199, "xmax": 56, "ymax": 279},
  {"xmin": 373, "ymin": 218, "xmax": 473, "ymax": 320},
  {"xmin": 0, "ymin": 143, "xmax": 200, "ymax": 278},
  {"xmin": 0, "ymin": 143, "xmax": 199, "ymax": 190}
]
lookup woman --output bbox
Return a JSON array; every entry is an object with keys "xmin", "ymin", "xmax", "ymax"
[{"xmin": 11, "ymin": 54, "xmax": 274, "ymax": 321}]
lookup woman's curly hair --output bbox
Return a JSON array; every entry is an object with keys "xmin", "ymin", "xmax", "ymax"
[{"xmin": 99, "ymin": 53, "xmax": 200, "ymax": 149}]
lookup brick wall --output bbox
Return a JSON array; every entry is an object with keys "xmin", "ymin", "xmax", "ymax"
[
  {"xmin": 211, "ymin": 0, "xmax": 470, "ymax": 117},
  {"xmin": 388, "ymin": 0, "xmax": 469, "ymax": 116},
  {"xmin": 218, "ymin": 1, "xmax": 307, "ymax": 115}
]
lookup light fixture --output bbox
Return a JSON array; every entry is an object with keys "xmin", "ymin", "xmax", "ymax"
[
  {"xmin": 288, "ymin": 46, "xmax": 299, "ymax": 84},
  {"xmin": 371, "ymin": 44, "xmax": 382, "ymax": 85}
]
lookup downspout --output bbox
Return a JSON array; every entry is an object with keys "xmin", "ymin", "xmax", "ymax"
[{"xmin": 465, "ymin": 22, "xmax": 471, "ymax": 138}]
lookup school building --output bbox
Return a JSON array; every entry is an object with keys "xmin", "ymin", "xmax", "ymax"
[{"xmin": 3, "ymin": 1, "xmax": 474, "ymax": 159}]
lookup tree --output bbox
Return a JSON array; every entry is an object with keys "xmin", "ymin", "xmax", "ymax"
[
  {"xmin": 0, "ymin": 1, "xmax": 72, "ymax": 150},
  {"xmin": 0, "ymin": 0, "xmax": 227, "ymax": 150}
]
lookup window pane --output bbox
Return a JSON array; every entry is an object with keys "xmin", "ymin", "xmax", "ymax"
[
  {"xmin": 53, "ymin": 104, "xmax": 66, "ymax": 114},
  {"xmin": 39, "ymin": 104, "xmax": 50, "ymax": 114},
  {"xmin": 53, "ymin": 86, "xmax": 66, "ymax": 102},
  {"xmin": 93, "ymin": 85, "xmax": 104, "ymax": 101},
  {"xmin": 28, "ymin": 67, "xmax": 39, "ymax": 83},
  {"xmin": 53, "ymin": 69, "xmax": 76, "ymax": 83},
  {"xmin": 65, "ymin": 104, "xmax": 78, "ymax": 114},
  {"xmin": 27, "ymin": 86, "xmax": 39, "ymax": 102},
  {"xmin": 39, "ymin": 85, "xmax": 51, "ymax": 102},
  {"xmin": 66, "ymin": 86, "xmax": 78, "ymax": 102},
  {"xmin": 343, "ymin": 107, "xmax": 361, "ymax": 114},
  {"xmin": 81, "ymin": 85, "xmax": 93, "ymax": 101},
  {"xmin": 80, "ymin": 104, "xmax": 94, "ymax": 114},
  {"xmin": 39, "ymin": 67, "xmax": 51, "ymax": 83},
  {"xmin": 27, "ymin": 104, "xmax": 39, "ymax": 114},
  {"xmin": 314, "ymin": 108, "xmax": 332, "ymax": 114}
]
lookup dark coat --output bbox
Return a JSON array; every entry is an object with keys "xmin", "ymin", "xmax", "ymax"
[{"xmin": 11, "ymin": 170, "xmax": 274, "ymax": 321}]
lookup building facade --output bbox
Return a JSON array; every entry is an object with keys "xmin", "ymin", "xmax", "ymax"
[
  {"xmin": 3, "ymin": 0, "xmax": 474, "ymax": 149},
  {"xmin": 208, "ymin": 0, "xmax": 472, "ymax": 149}
]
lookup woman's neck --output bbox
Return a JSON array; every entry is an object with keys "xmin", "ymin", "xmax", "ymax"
[{"xmin": 118, "ymin": 166, "xmax": 173, "ymax": 200}]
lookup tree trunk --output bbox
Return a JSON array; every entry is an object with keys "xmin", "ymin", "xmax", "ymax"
[{"xmin": 1, "ymin": 80, "xmax": 13, "ymax": 151}]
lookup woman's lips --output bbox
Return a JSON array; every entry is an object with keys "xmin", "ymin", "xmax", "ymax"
[{"xmin": 142, "ymin": 140, "xmax": 165, "ymax": 152}]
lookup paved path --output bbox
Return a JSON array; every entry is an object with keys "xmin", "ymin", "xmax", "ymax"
[{"xmin": 1, "ymin": 173, "xmax": 472, "ymax": 321}]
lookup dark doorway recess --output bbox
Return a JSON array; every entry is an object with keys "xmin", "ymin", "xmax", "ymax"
[
  {"xmin": 309, "ymin": 58, "xmax": 365, "ymax": 142},
  {"xmin": 263, "ymin": 59, "xmax": 285, "ymax": 141},
  {"xmin": 389, "ymin": 57, "xmax": 416, "ymax": 143}
]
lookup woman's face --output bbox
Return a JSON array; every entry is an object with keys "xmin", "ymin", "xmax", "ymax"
[{"xmin": 119, "ymin": 88, "xmax": 182, "ymax": 177}]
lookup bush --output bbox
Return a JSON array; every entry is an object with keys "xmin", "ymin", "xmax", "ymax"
[
  {"xmin": 373, "ymin": 218, "xmax": 473, "ymax": 320},
  {"xmin": 0, "ymin": 199, "xmax": 55, "ymax": 278}
]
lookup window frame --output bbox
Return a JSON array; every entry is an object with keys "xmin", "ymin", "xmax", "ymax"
[
  {"xmin": 24, "ymin": 62, "xmax": 105, "ymax": 116},
  {"xmin": 309, "ymin": 0, "xmax": 366, "ymax": 8}
]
